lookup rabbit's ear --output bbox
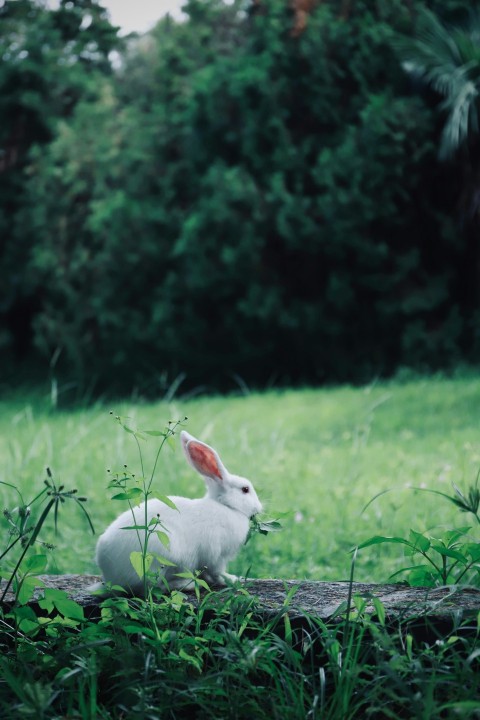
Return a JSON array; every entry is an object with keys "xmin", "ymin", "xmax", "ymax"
[
  {"xmin": 180, "ymin": 430, "xmax": 195, "ymax": 457},
  {"xmin": 181, "ymin": 432, "xmax": 226, "ymax": 482}
]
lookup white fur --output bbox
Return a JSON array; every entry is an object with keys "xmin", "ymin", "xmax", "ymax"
[{"xmin": 94, "ymin": 431, "xmax": 262, "ymax": 594}]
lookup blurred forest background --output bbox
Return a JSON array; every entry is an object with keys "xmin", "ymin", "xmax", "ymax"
[{"xmin": 1, "ymin": 0, "xmax": 479, "ymax": 398}]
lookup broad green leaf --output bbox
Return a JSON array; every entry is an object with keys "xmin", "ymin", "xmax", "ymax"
[
  {"xmin": 24, "ymin": 554, "xmax": 48, "ymax": 574},
  {"xmin": 464, "ymin": 544, "xmax": 480, "ymax": 562},
  {"xmin": 144, "ymin": 430, "xmax": 166, "ymax": 437},
  {"xmin": 12, "ymin": 605, "xmax": 37, "ymax": 622},
  {"xmin": 258, "ymin": 520, "xmax": 282, "ymax": 532},
  {"xmin": 179, "ymin": 648, "xmax": 202, "ymax": 671},
  {"xmin": 16, "ymin": 575, "xmax": 45, "ymax": 605},
  {"xmin": 130, "ymin": 551, "xmax": 153, "ymax": 579},
  {"xmin": 247, "ymin": 516, "xmax": 283, "ymax": 543},
  {"xmin": 51, "ymin": 590, "xmax": 85, "ymax": 621},
  {"xmin": 408, "ymin": 530, "xmax": 431, "ymax": 554},
  {"xmin": 111, "ymin": 488, "xmax": 143, "ymax": 501},
  {"xmin": 157, "ymin": 494, "xmax": 178, "ymax": 511},
  {"xmin": 408, "ymin": 565, "xmax": 436, "ymax": 587},
  {"xmin": 12, "ymin": 605, "xmax": 39, "ymax": 634},
  {"xmin": 431, "ymin": 545, "xmax": 468, "ymax": 563},
  {"xmin": 122, "ymin": 624, "xmax": 156, "ymax": 638},
  {"xmin": 36, "ymin": 616, "xmax": 53, "ymax": 627},
  {"xmin": 152, "ymin": 553, "xmax": 176, "ymax": 567},
  {"xmin": 156, "ymin": 531, "xmax": 170, "ymax": 548},
  {"xmin": 39, "ymin": 588, "xmax": 56, "ymax": 613},
  {"xmin": 39, "ymin": 588, "xmax": 85, "ymax": 620},
  {"xmin": 443, "ymin": 527, "xmax": 471, "ymax": 547}
]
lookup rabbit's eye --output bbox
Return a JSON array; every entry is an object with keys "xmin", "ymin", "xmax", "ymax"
[{"xmin": 242, "ymin": 486, "xmax": 250, "ymax": 494}]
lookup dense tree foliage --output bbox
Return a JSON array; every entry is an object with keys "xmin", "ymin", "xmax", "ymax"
[
  {"xmin": 0, "ymin": 0, "xmax": 119, "ymax": 366},
  {"xmin": 2, "ymin": 0, "xmax": 478, "ymax": 394},
  {"xmin": 397, "ymin": 6, "xmax": 480, "ymax": 360}
]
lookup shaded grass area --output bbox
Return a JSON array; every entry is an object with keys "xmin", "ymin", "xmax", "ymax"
[{"xmin": 1, "ymin": 374, "xmax": 479, "ymax": 583}]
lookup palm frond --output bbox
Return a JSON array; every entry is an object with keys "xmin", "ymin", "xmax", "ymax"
[
  {"xmin": 396, "ymin": 9, "xmax": 462, "ymax": 80},
  {"xmin": 395, "ymin": 7, "xmax": 480, "ymax": 158},
  {"xmin": 441, "ymin": 78, "xmax": 479, "ymax": 158}
]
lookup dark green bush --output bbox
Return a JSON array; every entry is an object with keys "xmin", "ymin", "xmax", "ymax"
[{"xmin": 4, "ymin": 0, "xmax": 478, "ymax": 393}]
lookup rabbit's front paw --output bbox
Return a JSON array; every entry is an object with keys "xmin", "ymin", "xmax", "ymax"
[{"xmin": 221, "ymin": 572, "xmax": 240, "ymax": 584}]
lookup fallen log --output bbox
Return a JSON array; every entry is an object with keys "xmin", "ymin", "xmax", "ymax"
[{"xmin": 2, "ymin": 575, "xmax": 479, "ymax": 629}]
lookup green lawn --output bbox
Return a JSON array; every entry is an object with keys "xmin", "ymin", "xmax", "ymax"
[{"xmin": 1, "ymin": 374, "xmax": 479, "ymax": 584}]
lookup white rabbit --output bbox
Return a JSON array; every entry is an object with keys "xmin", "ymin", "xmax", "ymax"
[{"xmin": 94, "ymin": 430, "xmax": 262, "ymax": 594}]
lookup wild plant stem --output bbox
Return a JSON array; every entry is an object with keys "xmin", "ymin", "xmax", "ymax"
[
  {"xmin": 344, "ymin": 547, "xmax": 357, "ymax": 649},
  {"xmin": 0, "ymin": 499, "xmax": 55, "ymax": 603},
  {"xmin": 133, "ymin": 433, "xmax": 146, "ymax": 487},
  {"xmin": 142, "ymin": 423, "xmax": 180, "ymax": 596},
  {"xmin": 419, "ymin": 550, "xmax": 442, "ymax": 580},
  {"xmin": 26, "ymin": 484, "xmax": 50, "ymax": 509},
  {"xmin": 441, "ymin": 555, "xmax": 448, "ymax": 585},
  {"xmin": 149, "ymin": 425, "xmax": 177, "ymax": 491},
  {"xmin": 0, "ymin": 532, "xmax": 27, "ymax": 563}
]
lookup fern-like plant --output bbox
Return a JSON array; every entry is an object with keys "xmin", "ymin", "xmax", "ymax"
[{"xmin": 396, "ymin": 7, "xmax": 480, "ymax": 159}]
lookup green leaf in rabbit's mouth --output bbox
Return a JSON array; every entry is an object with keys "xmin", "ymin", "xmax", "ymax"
[{"xmin": 246, "ymin": 514, "xmax": 283, "ymax": 544}]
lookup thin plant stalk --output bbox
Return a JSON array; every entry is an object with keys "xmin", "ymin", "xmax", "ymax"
[{"xmin": 0, "ymin": 498, "xmax": 55, "ymax": 602}]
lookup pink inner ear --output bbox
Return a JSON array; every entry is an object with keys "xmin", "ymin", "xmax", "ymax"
[{"xmin": 188, "ymin": 442, "xmax": 222, "ymax": 480}]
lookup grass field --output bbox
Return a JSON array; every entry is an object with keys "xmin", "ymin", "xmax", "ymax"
[
  {"xmin": 1, "ymin": 373, "xmax": 479, "ymax": 584},
  {"xmin": 1, "ymin": 373, "xmax": 480, "ymax": 719}
]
